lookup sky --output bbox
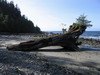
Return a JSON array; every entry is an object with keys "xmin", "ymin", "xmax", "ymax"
[{"xmin": 7, "ymin": 0, "xmax": 100, "ymax": 31}]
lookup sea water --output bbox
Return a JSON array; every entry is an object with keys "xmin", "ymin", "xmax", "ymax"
[{"xmin": 80, "ymin": 31, "xmax": 100, "ymax": 40}]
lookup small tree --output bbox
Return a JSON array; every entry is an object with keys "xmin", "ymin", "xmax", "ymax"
[
  {"xmin": 61, "ymin": 23, "xmax": 67, "ymax": 33},
  {"xmin": 68, "ymin": 14, "xmax": 92, "ymax": 37},
  {"xmin": 76, "ymin": 14, "xmax": 92, "ymax": 28}
]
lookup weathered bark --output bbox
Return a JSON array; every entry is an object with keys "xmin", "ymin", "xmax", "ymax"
[{"xmin": 7, "ymin": 24, "xmax": 86, "ymax": 51}]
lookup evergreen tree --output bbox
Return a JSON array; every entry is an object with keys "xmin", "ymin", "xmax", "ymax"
[
  {"xmin": 0, "ymin": 0, "xmax": 41, "ymax": 33},
  {"xmin": 76, "ymin": 14, "xmax": 92, "ymax": 28}
]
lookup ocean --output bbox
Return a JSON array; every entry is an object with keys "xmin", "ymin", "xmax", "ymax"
[{"xmin": 48, "ymin": 31, "xmax": 100, "ymax": 40}]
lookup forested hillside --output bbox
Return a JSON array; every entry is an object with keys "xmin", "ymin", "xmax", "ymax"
[{"xmin": 0, "ymin": 0, "xmax": 41, "ymax": 33}]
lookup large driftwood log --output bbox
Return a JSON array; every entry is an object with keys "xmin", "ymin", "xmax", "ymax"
[{"xmin": 7, "ymin": 24, "xmax": 86, "ymax": 51}]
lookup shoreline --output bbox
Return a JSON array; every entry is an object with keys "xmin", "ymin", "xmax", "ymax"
[{"xmin": 78, "ymin": 38, "xmax": 100, "ymax": 48}]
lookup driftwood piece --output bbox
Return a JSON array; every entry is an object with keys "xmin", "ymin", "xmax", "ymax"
[{"xmin": 7, "ymin": 24, "xmax": 86, "ymax": 51}]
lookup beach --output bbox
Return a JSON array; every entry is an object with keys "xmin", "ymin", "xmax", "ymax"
[
  {"xmin": 0, "ymin": 35, "xmax": 100, "ymax": 75},
  {"xmin": 0, "ymin": 0, "xmax": 100, "ymax": 74},
  {"xmin": 38, "ymin": 46, "xmax": 100, "ymax": 74}
]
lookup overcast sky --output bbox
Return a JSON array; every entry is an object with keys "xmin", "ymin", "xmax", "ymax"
[{"xmin": 7, "ymin": 0, "xmax": 100, "ymax": 31}]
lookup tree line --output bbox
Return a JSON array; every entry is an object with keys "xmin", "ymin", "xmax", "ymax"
[{"xmin": 0, "ymin": 0, "xmax": 41, "ymax": 33}]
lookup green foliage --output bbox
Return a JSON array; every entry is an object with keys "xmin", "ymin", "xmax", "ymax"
[
  {"xmin": 71, "ymin": 14, "xmax": 92, "ymax": 33},
  {"xmin": 76, "ymin": 14, "xmax": 92, "ymax": 28},
  {"xmin": 0, "ymin": 0, "xmax": 41, "ymax": 33},
  {"xmin": 0, "ymin": 13, "xmax": 8, "ymax": 32}
]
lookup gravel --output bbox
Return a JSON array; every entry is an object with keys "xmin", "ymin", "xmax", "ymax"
[{"xmin": 0, "ymin": 48, "xmax": 83, "ymax": 75}]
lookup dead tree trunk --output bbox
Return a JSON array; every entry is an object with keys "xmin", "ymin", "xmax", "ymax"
[{"xmin": 7, "ymin": 24, "xmax": 86, "ymax": 51}]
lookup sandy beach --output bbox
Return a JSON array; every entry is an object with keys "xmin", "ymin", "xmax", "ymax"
[
  {"xmin": 0, "ymin": 47, "xmax": 83, "ymax": 75},
  {"xmin": 38, "ymin": 46, "xmax": 100, "ymax": 74},
  {"xmin": 0, "ymin": 46, "xmax": 100, "ymax": 75},
  {"xmin": 0, "ymin": 0, "xmax": 100, "ymax": 74},
  {"xmin": 0, "ymin": 35, "xmax": 100, "ymax": 75}
]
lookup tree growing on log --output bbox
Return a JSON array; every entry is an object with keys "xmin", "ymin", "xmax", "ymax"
[{"xmin": 7, "ymin": 14, "xmax": 92, "ymax": 51}]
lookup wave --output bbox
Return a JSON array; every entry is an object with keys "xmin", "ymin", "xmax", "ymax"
[{"xmin": 80, "ymin": 36, "xmax": 100, "ymax": 40}]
